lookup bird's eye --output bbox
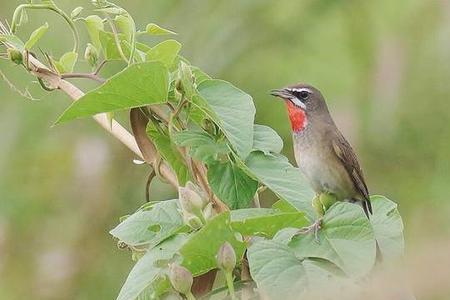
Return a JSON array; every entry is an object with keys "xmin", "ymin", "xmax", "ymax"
[
  {"xmin": 298, "ymin": 91, "xmax": 309, "ymax": 100},
  {"xmin": 292, "ymin": 90, "xmax": 310, "ymax": 101}
]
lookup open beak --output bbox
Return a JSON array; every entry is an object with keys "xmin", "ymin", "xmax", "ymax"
[{"xmin": 270, "ymin": 88, "xmax": 291, "ymax": 99}]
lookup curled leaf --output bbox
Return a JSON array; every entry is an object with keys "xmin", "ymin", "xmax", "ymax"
[{"xmin": 24, "ymin": 22, "xmax": 49, "ymax": 50}]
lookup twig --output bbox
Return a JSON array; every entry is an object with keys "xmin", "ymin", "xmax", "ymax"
[
  {"xmin": 61, "ymin": 72, "xmax": 106, "ymax": 83},
  {"xmin": 94, "ymin": 60, "xmax": 108, "ymax": 75},
  {"xmin": 24, "ymin": 51, "xmax": 143, "ymax": 159}
]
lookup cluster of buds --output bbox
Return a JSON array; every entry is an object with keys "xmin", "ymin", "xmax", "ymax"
[{"xmin": 178, "ymin": 182, "xmax": 215, "ymax": 229}]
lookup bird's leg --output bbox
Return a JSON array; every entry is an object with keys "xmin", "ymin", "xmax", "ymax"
[
  {"xmin": 296, "ymin": 193, "xmax": 337, "ymax": 243},
  {"xmin": 296, "ymin": 217, "xmax": 323, "ymax": 242},
  {"xmin": 295, "ymin": 195, "xmax": 324, "ymax": 242}
]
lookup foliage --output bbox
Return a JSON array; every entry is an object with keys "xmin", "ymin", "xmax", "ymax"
[{"xmin": 0, "ymin": 1, "xmax": 405, "ymax": 299}]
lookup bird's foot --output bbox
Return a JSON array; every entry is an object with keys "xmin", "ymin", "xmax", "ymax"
[{"xmin": 296, "ymin": 218, "xmax": 323, "ymax": 243}]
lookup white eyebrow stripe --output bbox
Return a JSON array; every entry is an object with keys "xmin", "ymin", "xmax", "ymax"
[{"xmin": 288, "ymin": 87, "xmax": 312, "ymax": 93}]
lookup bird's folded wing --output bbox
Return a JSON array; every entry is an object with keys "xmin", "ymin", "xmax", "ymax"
[{"xmin": 331, "ymin": 133, "xmax": 370, "ymax": 201}]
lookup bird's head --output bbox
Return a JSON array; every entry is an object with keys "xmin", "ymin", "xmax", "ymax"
[{"xmin": 270, "ymin": 83, "xmax": 328, "ymax": 132}]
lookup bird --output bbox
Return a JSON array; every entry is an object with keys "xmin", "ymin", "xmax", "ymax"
[{"xmin": 271, "ymin": 83, "xmax": 372, "ymax": 229}]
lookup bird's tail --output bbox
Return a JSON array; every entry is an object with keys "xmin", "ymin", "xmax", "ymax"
[{"xmin": 362, "ymin": 199, "xmax": 373, "ymax": 219}]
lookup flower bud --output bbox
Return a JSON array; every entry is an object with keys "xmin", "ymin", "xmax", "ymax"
[
  {"xmin": 183, "ymin": 213, "xmax": 202, "ymax": 230},
  {"xmin": 7, "ymin": 48, "xmax": 23, "ymax": 65},
  {"xmin": 168, "ymin": 263, "xmax": 193, "ymax": 295},
  {"xmin": 179, "ymin": 185, "xmax": 205, "ymax": 215},
  {"xmin": 185, "ymin": 181, "xmax": 208, "ymax": 201},
  {"xmin": 84, "ymin": 43, "xmax": 98, "ymax": 67},
  {"xmin": 202, "ymin": 203, "xmax": 215, "ymax": 220},
  {"xmin": 216, "ymin": 242, "xmax": 236, "ymax": 273}
]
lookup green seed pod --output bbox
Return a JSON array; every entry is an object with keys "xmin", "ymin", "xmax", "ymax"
[
  {"xmin": 7, "ymin": 48, "xmax": 23, "ymax": 65},
  {"xmin": 216, "ymin": 242, "xmax": 236, "ymax": 273},
  {"xmin": 168, "ymin": 263, "xmax": 193, "ymax": 295},
  {"xmin": 84, "ymin": 43, "xmax": 98, "ymax": 67}
]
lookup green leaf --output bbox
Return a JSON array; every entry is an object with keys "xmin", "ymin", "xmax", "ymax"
[
  {"xmin": 99, "ymin": 30, "xmax": 128, "ymax": 60},
  {"xmin": 146, "ymin": 40, "xmax": 181, "ymax": 67},
  {"xmin": 248, "ymin": 240, "xmax": 345, "ymax": 299},
  {"xmin": 253, "ymin": 124, "xmax": 283, "ymax": 154},
  {"xmin": 191, "ymin": 66, "xmax": 211, "ymax": 85},
  {"xmin": 369, "ymin": 195, "xmax": 404, "ymax": 260},
  {"xmin": 116, "ymin": 235, "xmax": 187, "ymax": 300},
  {"xmin": 145, "ymin": 23, "xmax": 176, "ymax": 35},
  {"xmin": 56, "ymin": 62, "xmax": 169, "ymax": 123},
  {"xmin": 55, "ymin": 51, "xmax": 78, "ymax": 73},
  {"xmin": 180, "ymin": 212, "xmax": 246, "ymax": 276},
  {"xmin": 178, "ymin": 61, "xmax": 196, "ymax": 98},
  {"xmin": 197, "ymin": 79, "xmax": 256, "ymax": 159},
  {"xmin": 245, "ymin": 152, "xmax": 315, "ymax": 218},
  {"xmin": 24, "ymin": 22, "xmax": 49, "ymax": 49},
  {"xmin": 115, "ymin": 15, "xmax": 133, "ymax": 41},
  {"xmin": 110, "ymin": 199, "xmax": 184, "ymax": 247},
  {"xmin": 230, "ymin": 208, "xmax": 308, "ymax": 237},
  {"xmin": 207, "ymin": 161, "xmax": 258, "ymax": 209},
  {"xmin": 147, "ymin": 128, "xmax": 190, "ymax": 185},
  {"xmin": 290, "ymin": 202, "xmax": 376, "ymax": 277},
  {"xmin": 84, "ymin": 15, "xmax": 104, "ymax": 49},
  {"xmin": 173, "ymin": 129, "xmax": 229, "ymax": 162}
]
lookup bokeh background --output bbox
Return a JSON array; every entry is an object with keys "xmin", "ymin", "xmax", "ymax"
[{"xmin": 1, "ymin": 0, "xmax": 450, "ymax": 299}]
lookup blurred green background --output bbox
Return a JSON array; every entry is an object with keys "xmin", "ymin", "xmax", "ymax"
[{"xmin": 1, "ymin": 0, "xmax": 450, "ymax": 299}]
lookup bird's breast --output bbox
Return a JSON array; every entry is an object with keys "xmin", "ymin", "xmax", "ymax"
[{"xmin": 293, "ymin": 132, "xmax": 354, "ymax": 199}]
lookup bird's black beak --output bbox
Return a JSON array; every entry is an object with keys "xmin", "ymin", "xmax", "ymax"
[{"xmin": 270, "ymin": 88, "xmax": 291, "ymax": 99}]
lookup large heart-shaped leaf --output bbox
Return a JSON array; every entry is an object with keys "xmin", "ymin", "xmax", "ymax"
[
  {"xmin": 56, "ymin": 62, "xmax": 169, "ymax": 123},
  {"xmin": 369, "ymin": 195, "xmax": 404, "ymax": 260},
  {"xmin": 207, "ymin": 161, "xmax": 258, "ymax": 209},
  {"xmin": 290, "ymin": 202, "xmax": 376, "ymax": 277},
  {"xmin": 252, "ymin": 124, "xmax": 283, "ymax": 154},
  {"xmin": 197, "ymin": 79, "xmax": 255, "ymax": 159},
  {"xmin": 245, "ymin": 152, "xmax": 315, "ymax": 218},
  {"xmin": 248, "ymin": 240, "xmax": 345, "ymax": 299},
  {"xmin": 230, "ymin": 208, "xmax": 308, "ymax": 237},
  {"xmin": 110, "ymin": 199, "xmax": 184, "ymax": 247},
  {"xmin": 116, "ymin": 235, "xmax": 186, "ymax": 300}
]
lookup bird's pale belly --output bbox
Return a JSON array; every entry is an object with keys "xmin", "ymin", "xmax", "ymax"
[{"xmin": 295, "ymin": 146, "xmax": 355, "ymax": 200}]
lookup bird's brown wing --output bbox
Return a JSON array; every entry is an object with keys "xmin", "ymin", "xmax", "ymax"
[{"xmin": 331, "ymin": 132, "xmax": 372, "ymax": 216}]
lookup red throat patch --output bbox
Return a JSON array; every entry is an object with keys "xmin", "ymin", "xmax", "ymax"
[{"xmin": 286, "ymin": 101, "xmax": 307, "ymax": 132}]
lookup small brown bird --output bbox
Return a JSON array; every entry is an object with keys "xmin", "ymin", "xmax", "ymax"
[{"xmin": 271, "ymin": 83, "xmax": 372, "ymax": 219}]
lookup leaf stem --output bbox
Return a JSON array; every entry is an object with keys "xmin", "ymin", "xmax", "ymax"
[
  {"xmin": 61, "ymin": 72, "xmax": 106, "ymax": 83},
  {"xmin": 225, "ymin": 272, "xmax": 237, "ymax": 300},
  {"xmin": 186, "ymin": 291, "xmax": 196, "ymax": 300}
]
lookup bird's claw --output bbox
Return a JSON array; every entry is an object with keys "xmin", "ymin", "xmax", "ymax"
[{"xmin": 296, "ymin": 218, "xmax": 323, "ymax": 243}]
